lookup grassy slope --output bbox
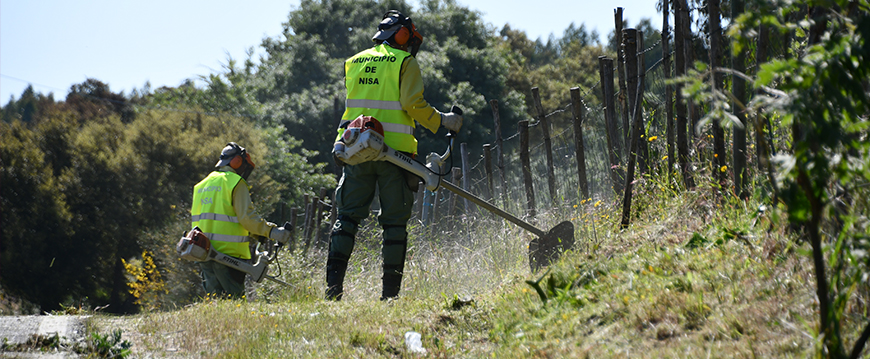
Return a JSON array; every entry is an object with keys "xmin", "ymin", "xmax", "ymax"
[{"xmin": 90, "ymin": 182, "xmax": 868, "ymax": 358}]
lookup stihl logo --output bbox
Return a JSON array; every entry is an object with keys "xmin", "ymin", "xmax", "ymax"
[
  {"xmin": 220, "ymin": 256, "xmax": 241, "ymax": 267},
  {"xmin": 394, "ymin": 150, "xmax": 413, "ymax": 165}
]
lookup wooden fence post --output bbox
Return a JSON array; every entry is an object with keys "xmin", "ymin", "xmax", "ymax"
[
  {"xmin": 674, "ymin": 0, "xmax": 695, "ymax": 189},
  {"xmin": 448, "ymin": 167, "xmax": 462, "ymax": 230},
  {"xmin": 519, "ymin": 120, "xmax": 536, "ymax": 218},
  {"xmin": 623, "ymin": 28, "xmax": 643, "ymax": 171},
  {"xmin": 314, "ymin": 187, "xmax": 327, "ymax": 244},
  {"xmin": 430, "ymin": 189, "xmax": 441, "ymax": 236},
  {"xmin": 421, "ymin": 189, "xmax": 433, "ymax": 226},
  {"xmin": 615, "ymin": 7, "xmax": 629, "ymax": 148},
  {"xmin": 289, "ymin": 207, "xmax": 298, "ymax": 251},
  {"xmin": 663, "ymin": 0, "xmax": 676, "ymax": 174},
  {"xmin": 302, "ymin": 194, "xmax": 310, "ymax": 239},
  {"xmin": 598, "ymin": 56, "xmax": 626, "ymax": 194},
  {"xmin": 619, "ymin": 55, "xmax": 646, "ymax": 228},
  {"xmin": 490, "ymin": 99, "xmax": 509, "ymax": 210},
  {"xmin": 460, "ymin": 142, "xmax": 471, "ymax": 213},
  {"xmin": 636, "ymin": 30, "xmax": 650, "ymax": 174},
  {"xmin": 531, "ymin": 87, "xmax": 557, "ymax": 204},
  {"xmin": 415, "ymin": 182, "xmax": 425, "ymax": 219},
  {"xmin": 450, "ymin": 167, "xmax": 462, "ymax": 218},
  {"xmin": 303, "ymin": 201, "xmax": 314, "ymax": 252},
  {"xmin": 620, "ymin": 28, "xmax": 644, "ymax": 229},
  {"xmin": 570, "ymin": 87, "xmax": 589, "ymax": 201},
  {"xmin": 311, "ymin": 197, "xmax": 321, "ymax": 242},
  {"xmin": 483, "ymin": 144, "xmax": 494, "ymax": 201}
]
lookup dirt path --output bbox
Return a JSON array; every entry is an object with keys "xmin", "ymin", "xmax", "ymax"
[{"xmin": 0, "ymin": 315, "xmax": 87, "ymax": 357}]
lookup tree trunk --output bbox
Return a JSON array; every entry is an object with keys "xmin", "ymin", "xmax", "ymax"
[
  {"xmin": 710, "ymin": 0, "xmax": 728, "ymax": 189},
  {"xmin": 663, "ymin": 0, "xmax": 675, "ymax": 174},
  {"xmin": 674, "ymin": 0, "xmax": 694, "ymax": 189},
  {"xmin": 731, "ymin": 0, "xmax": 748, "ymax": 199}
]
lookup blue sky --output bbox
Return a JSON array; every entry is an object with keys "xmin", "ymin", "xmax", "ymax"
[{"xmin": 0, "ymin": 0, "xmax": 661, "ymax": 104}]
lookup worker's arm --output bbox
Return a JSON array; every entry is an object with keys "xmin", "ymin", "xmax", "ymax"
[
  {"xmin": 232, "ymin": 182, "xmax": 276, "ymax": 238},
  {"xmin": 400, "ymin": 56, "xmax": 441, "ymax": 134}
]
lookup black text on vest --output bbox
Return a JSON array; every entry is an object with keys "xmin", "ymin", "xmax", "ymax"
[{"xmin": 358, "ymin": 78, "xmax": 380, "ymax": 85}]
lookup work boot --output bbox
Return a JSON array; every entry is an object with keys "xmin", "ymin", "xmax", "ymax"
[
  {"xmin": 325, "ymin": 258, "xmax": 347, "ymax": 301},
  {"xmin": 381, "ymin": 272, "xmax": 403, "ymax": 300},
  {"xmin": 381, "ymin": 225, "xmax": 408, "ymax": 300},
  {"xmin": 326, "ymin": 219, "xmax": 356, "ymax": 301}
]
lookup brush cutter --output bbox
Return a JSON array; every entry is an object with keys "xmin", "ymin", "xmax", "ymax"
[
  {"xmin": 333, "ymin": 107, "xmax": 574, "ymax": 270},
  {"xmin": 177, "ymin": 224, "xmax": 294, "ymax": 287}
]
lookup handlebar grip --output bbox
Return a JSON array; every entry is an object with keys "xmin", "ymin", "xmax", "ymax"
[{"xmin": 446, "ymin": 105, "xmax": 462, "ymax": 138}]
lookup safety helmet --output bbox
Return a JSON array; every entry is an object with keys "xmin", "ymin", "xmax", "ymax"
[
  {"xmin": 372, "ymin": 10, "xmax": 423, "ymax": 56},
  {"xmin": 215, "ymin": 142, "xmax": 256, "ymax": 179}
]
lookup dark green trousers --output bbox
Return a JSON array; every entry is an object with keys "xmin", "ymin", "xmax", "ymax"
[
  {"xmin": 327, "ymin": 161, "xmax": 414, "ymax": 300},
  {"xmin": 200, "ymin": 260, "xmax": 246, "ymax": 298}
]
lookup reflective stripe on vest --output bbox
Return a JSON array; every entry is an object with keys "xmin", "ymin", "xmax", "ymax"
[
  {"xmin": 342, "ymin": 44, "xmax": 418, "ymax": 154},
  {"xmin": 203, "ymin": 232, "xmax": 249, "ymax": 243},
  {"xmin": 338, "ymin": 119, "xmax": 414, "ymax": 135},
  {"xmin": 346, "ymin": 99, "xmax": 402, "ymax": 111},
  {"xmin": 191, "ymin": 171, "xmax": 251, "ymax": 259},
  {"xmin": 191, "ymin": 212, "xmax": 239, "ymax": 223}
]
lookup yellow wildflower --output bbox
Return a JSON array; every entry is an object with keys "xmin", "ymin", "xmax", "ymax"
[{"xmin": 648, "ymin": 136, "xmax": 657, "ymax": 142}]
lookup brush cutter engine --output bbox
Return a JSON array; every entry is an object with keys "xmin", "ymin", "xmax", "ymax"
[
  {"xmin": 177, "ymin": 224, "xmax": 294, "ymax": 286},
  {"xmin": 333, "ymin": 115, "xmax": 447, "ymax": 191},
  {"xmin": 333, "ymin": 115, "xmax": 387, "ymax": 166}
]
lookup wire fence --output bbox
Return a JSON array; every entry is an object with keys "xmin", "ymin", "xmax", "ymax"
[
  {"xmin": 422, "ymin": 15, "xmax": 796, "ymax": 227},
  {"xmin": 419, "ymin": 35, "xmax": 670, "ymax": 223}
]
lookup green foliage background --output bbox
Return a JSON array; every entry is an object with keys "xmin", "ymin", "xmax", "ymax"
[
  {"xmin": 0, "ymin": 0, "xmax": 615, "ymax": 312},
  {"xmin": 3, "ymin": 0, "xmax": 870, "ymax": 356}
]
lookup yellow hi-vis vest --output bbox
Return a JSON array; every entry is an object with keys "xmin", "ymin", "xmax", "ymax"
[
  {"xmin": 191, "ymin": 171, "xmax": 251, "ymax": 259},
  {"xmin": 340, "ymin": 44, "xmax": 417, "ymax": 154}
]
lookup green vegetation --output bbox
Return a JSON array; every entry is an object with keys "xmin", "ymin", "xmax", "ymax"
[
  {"xmin": 3, "ymin": 0, "xmax": 870, "ymax": 357},
  {"xmin": 86, "ymin": 183, "xmax": 863, "ymax": 357}
]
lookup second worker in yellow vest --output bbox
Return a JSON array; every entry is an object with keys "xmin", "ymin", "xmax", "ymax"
[{"xmin": 192, "ymin": 142, "xmax": 292, "ymax": 298}]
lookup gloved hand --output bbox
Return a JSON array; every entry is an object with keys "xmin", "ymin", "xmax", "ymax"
[
  {"xmin": 440, "ymin": 111, "xmax": 463, "ymax": 132},
  {"xmin": 269, "ymin": 226, "xmax": 293, "ymax": 244},
  {"xmin": 332, "ymin": 142, "xmax": 346, "ymax": 168}
]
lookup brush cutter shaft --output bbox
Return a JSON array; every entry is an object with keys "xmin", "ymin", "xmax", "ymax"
[
  {"xmin": 373, "ymin": 131, "xmax": 548, "ymax": 237},
  {"xmin": 437, "ymin": 180, "xmax": 546, "ymax": 237},
  {"xmin": 208, "ymin": 248, "xmax": 269, "ymax": 283}
]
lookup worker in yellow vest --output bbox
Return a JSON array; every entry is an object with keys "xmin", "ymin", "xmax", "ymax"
[
  {"xmin": 191, "ymin": 142, "xmax": 292, "ymax": 298},
  {"xmin": 327, "ymin": 10, "xmax": 463, "ymax": 301}
]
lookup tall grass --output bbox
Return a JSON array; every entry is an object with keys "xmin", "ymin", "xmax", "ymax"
[{"xmin": 89, "ymin": 169, "xmax": 869, "ymax": 358}]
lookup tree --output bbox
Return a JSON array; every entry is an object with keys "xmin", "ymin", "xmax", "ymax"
[
  {"xmin": 728, "ymin": 0, "xmax": 870, "ymax": 356},
  {"xmin": 66, "ymin": 79, "xmax": 134, "ymax": 123}
]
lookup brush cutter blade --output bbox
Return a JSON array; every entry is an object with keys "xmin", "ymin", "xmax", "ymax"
[{"xmin": 529, "ymin": 221, "xmax": 575, "ymax": 272}]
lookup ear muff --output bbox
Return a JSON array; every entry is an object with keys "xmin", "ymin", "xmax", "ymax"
[
  {"xmin": 394, "ymin": 26, "xmax": 410, "ymax": 45},
  {"xmin": 229, "ymin": 153, "xmax": 244, "ymax": 169}
]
